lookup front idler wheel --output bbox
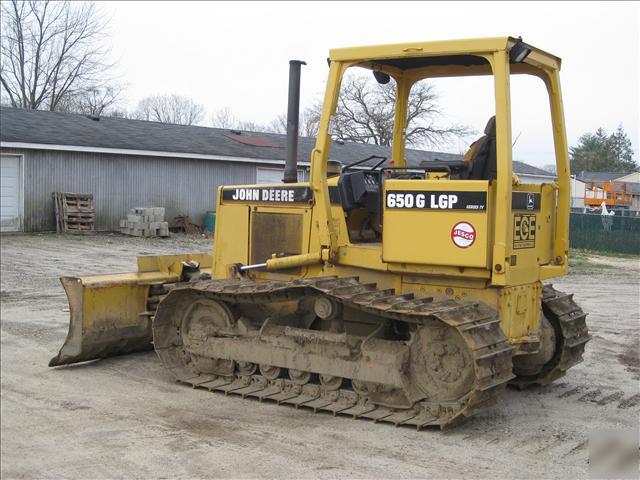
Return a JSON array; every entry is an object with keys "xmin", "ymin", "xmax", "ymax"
[
  {"xmin": 409, "ymin": 324, "xmax": 475, "ymax": 402},
  {"xmin": 181, "ymin": 298, "xmax": 236, "ymax": 376}
]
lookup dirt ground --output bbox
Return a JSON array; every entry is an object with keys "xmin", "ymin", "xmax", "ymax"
[{"xmin": 1, "ymin": 233, "xmax": 638, "ymax": 479}]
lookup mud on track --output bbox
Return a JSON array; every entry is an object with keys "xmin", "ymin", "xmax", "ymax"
[{"xmin": 1, "ymin": 233, "xmax": 638, "ymax": 479}]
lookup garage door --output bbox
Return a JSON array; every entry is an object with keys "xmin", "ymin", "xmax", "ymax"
[{"xmin": 1, "ymin": 155, "xmax": 21, "ymax": 232}]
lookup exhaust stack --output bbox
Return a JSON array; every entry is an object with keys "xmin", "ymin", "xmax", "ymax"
[{"xmin": 283, "ymin": 60, "xmax": 306, "ymax": 183}]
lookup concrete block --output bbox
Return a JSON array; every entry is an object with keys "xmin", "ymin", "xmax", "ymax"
[
  {"xmin": 122, "ymin": 210, "xmax": 170, "ymax": 237},
  {"xmin": 123, "ymin": 226, "xmax": 142, "ymax": 237}
]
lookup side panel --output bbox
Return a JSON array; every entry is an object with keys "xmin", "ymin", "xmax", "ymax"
[
  {"xmin": 382, "ymin": 179, "xmax": 490, "ymax": 268},
  {"xmin": 507, "ymin": 184, "xmax": 556, "ymax": 285},
  {"xmin": 498, "ymin": 283, "xmax": 542, "ymax": 344},
  {"xmin": 213, "ymin": 203, "xmax": 250, "ymax": 279},
  {"xmin": 213, "ymin": 184, "xmax": 313, "ymax": 280},
  {"xmin": 250, "ymin": 205, "xmax": 313, "ymax": 281},
  {"xmin": 250, "ymin": 211, "xmax": 304, "ymax": 264}
]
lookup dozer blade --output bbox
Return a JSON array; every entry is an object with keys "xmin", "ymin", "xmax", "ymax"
[
  {"xmin": 49, "ymin": 253, "xmax": 213, "ymax": 367},
  {"xmin": 49, "ymin": 275, "xmax": 160, "ymax": 366}
]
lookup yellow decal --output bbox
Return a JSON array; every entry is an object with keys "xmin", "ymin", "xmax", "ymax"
[{"xmin": 513, "ymin": 214, "xmax": 536, "ymax": 249}]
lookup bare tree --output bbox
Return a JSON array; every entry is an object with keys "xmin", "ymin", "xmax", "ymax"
[
  {"xmin": 56, "ymin": 84, "xmax": 123, "ymax": 116},
  {"xmin": 106, "ymin": 108, "xmax": 131, "ymax": 119},
  {"xmin": 0, "ymin": 0, "xmax": 114, "ymax": 111},
  {"xmin": 210, "ymin": 107, "xmax": 237, "ymax": 129},
  {"xmin": 211, "ymin": 108, "xmax": 281, "ymax": 134},
  {"xmin": 264, "ymin": 112, "xmax": 317, "ymax": 137},
  {"xmin": 300, "ymin": 108, "xmax": 321, "ymax": 138},
  {"xmin": 134, "ymin": 94, "xmax": 205, "ymax": 125},
  {"xmin": 262, "ymin": 111, "xmax": 319, "ymax": 137},
  {"xmin": 236, "ymin": 120, "xmax": 270, "ymax": 132},
  {"xmin": 212, "ymin": 109, "xmax": 319, "ymax": 137},
  {"xmin": 306, "ymin": 74, "xmax": 471, "ymax": 148},
  {"xmin": 267, "ymin": 113, "xmax": 287, "ymax": 134}
]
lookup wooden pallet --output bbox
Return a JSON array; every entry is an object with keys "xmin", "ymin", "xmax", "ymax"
[{"xmin": 53, "ymin": 192, "xmax": 95, "ymax": 233}]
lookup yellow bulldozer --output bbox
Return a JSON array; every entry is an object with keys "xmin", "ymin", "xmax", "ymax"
[{"xmin": 50, "ymin": 36, "xmax": 590, "ymax": 429}]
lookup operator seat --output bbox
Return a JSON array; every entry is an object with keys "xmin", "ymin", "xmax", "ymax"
[{"xmin": 463, "ymin": 116, "xmax": 497, "ymax": 181}]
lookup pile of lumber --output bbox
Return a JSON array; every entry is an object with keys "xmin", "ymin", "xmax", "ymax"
[
  {"xmin": 120, "ymin": 207, "xmax": 169, "ymax": 237},
  {"xmin": 53, "ymin": 192, "xmax": 95, "ymax": 233}
]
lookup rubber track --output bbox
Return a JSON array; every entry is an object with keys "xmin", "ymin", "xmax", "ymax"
[
  {"xmin": 510, "ymin": 284, "xmax": 591, "ymax": 389},
  {"xmin": 153, "ymin": 277, "xmax": 515, "ymax": 430}
]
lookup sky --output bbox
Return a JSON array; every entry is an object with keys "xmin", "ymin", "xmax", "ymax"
[{"xmin": 99, "ymin": 1, "xmax": 639, "ymax": 168}]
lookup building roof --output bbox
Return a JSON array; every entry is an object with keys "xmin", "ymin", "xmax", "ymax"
[
  {"xmin": 577, "ymin": 171, "xmax": 624, "ymax": 182},
  {"xmin": 615, "ymin": 171, "xmax": 640, "ymax": 182},
  {"xmin": 1, "ymin": 106, "xmax": 549, "ymax": 175},
  {"xmin": 0, "ymin": 106, "xmax": 461, "ymax": 167},
  {"xmin": 512, "ymin": 161, "xmax": 553, "ymax": 177}
]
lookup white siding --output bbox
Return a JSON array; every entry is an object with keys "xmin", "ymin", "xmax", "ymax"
[
  {"xmin": 517, "ymin": 173, "xmax": 556, "ymax": 184},
  {"xmin": 256, "ymin": 167, "xmax": 305, "ymax": 184},
  {"xmin": 615, "ymin": 172, "xmax": 640, "ymax": 183},
  {"xmin": 571, "ymin": 177, "xmax": 586, "ymax": 209}
]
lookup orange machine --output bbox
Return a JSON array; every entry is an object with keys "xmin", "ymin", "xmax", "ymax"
[{"xmin": 584, "ymin": 181, "xmax": 636, "ymax": 208}]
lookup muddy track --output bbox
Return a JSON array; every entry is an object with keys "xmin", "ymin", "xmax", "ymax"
[
  {"xmin": 511, "ymin": 284, "xmax": 591, "ymax": 389},
  {"xmin": 152, "ymin": 277, "xmax": 514, "ymax": 430}
]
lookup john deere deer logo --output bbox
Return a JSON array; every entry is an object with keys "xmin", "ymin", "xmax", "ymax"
[{"xmin": 527, "ymin": 193, "xmax": 535, "ymax": 210}]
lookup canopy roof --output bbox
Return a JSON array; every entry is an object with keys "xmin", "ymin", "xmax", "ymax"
[{"xmin": 330, "ymin": 36, "xmax": 561, "ymax": 74}]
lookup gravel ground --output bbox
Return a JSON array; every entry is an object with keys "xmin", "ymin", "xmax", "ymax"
[{"xmin": 1, "ymin": 233, "xmax": 638, "ymax": 479}]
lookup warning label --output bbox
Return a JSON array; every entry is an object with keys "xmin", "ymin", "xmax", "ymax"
[{"xmin": 513, "ymin": 214, "xmax": 536, "ymax": 249}]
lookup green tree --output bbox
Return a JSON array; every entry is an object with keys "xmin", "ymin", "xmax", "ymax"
[
  {"xmin": 570, "ymin": 125, "xmax": 637, "ymax": 173},
  {"xmin": 609, "ymin": 125, "xmax": 635, "ymax": 168}
]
